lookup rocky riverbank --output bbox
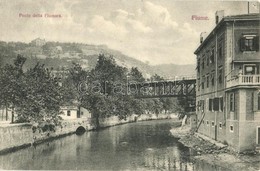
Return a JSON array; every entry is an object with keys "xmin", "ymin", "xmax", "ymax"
[{"xmin": 170, "ymin": 125, "xmax": 260, "ymax": 171}]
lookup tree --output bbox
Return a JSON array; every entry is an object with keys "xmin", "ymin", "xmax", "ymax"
[
  {"xmin": 129, "ymin": 67, "xmax": 145, "ymax": 83},
  {"xmin": 152, "ymin": 99, "xmax": 163, "ymax": 115},
  {"xmin": 0, "ymin": 55, "xmax": 26, "ymax": 123},
  {"xmin": 62, "ymin": 62, "xmax": 89, "ymax": 110},
  {"xmin": 150, "ymin": 74, "xmax": 164, "ymax": 81},
  {"xmin": 82, "ymin": 93, "xmax": 113, "ymax": 128},
  {"xmin": 16, "ymin": 62, "xmax": 63, "ymax": 127},
  {"xmin": 0, "ymin": 55, "xmax": 63, "ymax": 130},
  {"xmin": 160, "ymin": 98, "xmax": 176, "ymax": 114},
  {"xmin": 81, "ymin": 54, "xmax": 129, "ymax": 128}
]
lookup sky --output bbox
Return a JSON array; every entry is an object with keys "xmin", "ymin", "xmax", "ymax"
[{"xmin": 0, "ymin": 0, "xmax": 259, "ymax": 65}]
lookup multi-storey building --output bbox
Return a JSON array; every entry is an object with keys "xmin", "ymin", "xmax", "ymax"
[{"xmin": 194, "ymin": 13, "xmax": 260, "ymax": 152}]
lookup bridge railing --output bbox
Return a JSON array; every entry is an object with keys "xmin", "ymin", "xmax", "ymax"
[{"xmin": 142, "ymin": 75, "xmax": 196, "ymax": 84}]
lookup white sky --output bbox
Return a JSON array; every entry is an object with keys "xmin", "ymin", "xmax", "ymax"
[{"xmin": 0, "ymin": 0, "xmax": 259, "ymax": 65}]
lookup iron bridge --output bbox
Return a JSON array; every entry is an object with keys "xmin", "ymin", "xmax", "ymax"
[{"xmin": 127, "ymin": 77, "xmax": 196, "ymax": 98}]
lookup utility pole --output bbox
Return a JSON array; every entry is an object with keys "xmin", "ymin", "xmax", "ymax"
[{"xmin": 248, "ymin": 1, "xmax": 250, "ymax": 14}]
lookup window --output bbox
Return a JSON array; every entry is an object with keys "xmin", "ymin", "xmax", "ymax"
[
  {"xmin": 207, "ymin": 97, "xmax": 223, "ymax": 112},
  {"xmin": 67, "ymin": 110, "xmax": 71, "ymax": 116},
  {"xmin": 206, "ymin": 75, "xmax": 209, "ymax": 88},
  {"xmin": 197, "ymin": 101, "xmax": 200, "ymax": 111},
  {"xmin": 202, "ymin": 77, "xmax": 205, "ymax": 89},
  {"xmin": 258, "ymin": 92, "xmax": 260, "ymax": 111},
  {"xmin": 244, "ymin": 65, "xmax": 258, "ymax": 75},
  {"xmin": 206, "ymin": 56, "xmax": 209, "ymax": 66},
  {"xmin": 240, "ymin": 35, "xmax": 259, "ymax": 51},
  {"xmin": 202, "ymin": 58, "xmax": 205, "ymax": 69},
  {"xmin": 230, "ymin": 125, "xmax": 234, "ymax": 132},
  {"xmin": 210, "ymin": 49, "xmax": 215, "ymax": 64},
  {"xmin": 197, "ymin": 78, "xmax": 200, "ymax": 91},
  {"xmin": 209, "ymin": 99, "xmax": 213, "ymax": 111},
  {"xmin": 230, "ymin": 93, "xmax": 235, "ymax": 112},
  {"xmin": 211, "ymin": 72, "xmax": 215, "ymax": 86},
  {"xmin": 206, "ymin": 120, "xmax": 209, "ymax": 126},
  {"xmin": 201, "ymin": 100, "xmax": 205, "ymax": 112},
  {"xmin": 218, "ymin": 46, "xmax": 223, "ymax": 59},
  {"xmin": 218, "ymin": 68, "xmax": 223, "ymax": 84},
  {"xmin": 211, "ymin": 121, "xmax": 215, "ymax": 127},
  {"xmin": 213, "ymin": 98, "xmax": 220, "ymax": 111},
  {"xmin": 219, "ymin": 122, "xmax": 222, "ymax": 129},
  {"xmin": 257, "ymin": 127, "xmax": 260, "ymax": 144},
  {"xmin": 219, "ymin": 97, "xmax": 224, "ymax": 111},
  {"xmin": 197, "ymin": 59, "xmax": 200, "ymax": 73}
]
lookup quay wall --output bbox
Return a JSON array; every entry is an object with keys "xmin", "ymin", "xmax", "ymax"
[
  {"xmin": 0, "ymin": 113, "xmax": 178, "ymax": 153},
  {"xmin": 0, "ymin": 124, "xmax": 33, "ymax": 152}
]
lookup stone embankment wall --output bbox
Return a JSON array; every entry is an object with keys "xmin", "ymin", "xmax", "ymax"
[
  {"xmin": 32, "ymin": 119, "xmax": 91, "ymax": 144},
  {"xmin": 0, "ymin": 113, "xmax": 177, "ymax": 153},
  {"xmin": 0, "ymin": 124, "xmax": 33, "ymax": 152},
  {"xmin": 0, "ymin": 119, "xmax": 90, "ymax": 153},
  {"xmin": 99, "ymin": 113, "xmax": 177, "ymax": 128}
]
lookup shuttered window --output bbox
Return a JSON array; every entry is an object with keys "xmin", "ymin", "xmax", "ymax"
[
  {"xmin": 206, "ymin": 75, "xmax": 209, "ymax": 88},
  {"xmin": 218, "ymin": 68, "xmax": 223, "ymax": 84},
  {"xmin": 211, "ymin": 72, "xmax": 215, "ymax": 86},
  {"xmin": 258, "ymin": 93, "xmax": 260, "ymax": 111},
  {"xmin": 210, "ymin": 49, "xmax": 215, "ymax": 63},
  {"xmin": 220, "ymin": 97, "xmax": 224, "ymax": 111},
  {"xmin": 240, "ymin": 35, "xmax": 259, "ymax": 52},
  {"xmin": 230, "ymin": 93, "xmax": 235, "ymax": 112},
  {"xmin": 213, "ymin": 98, "xmax": 220, "ymax": 111},
  {"xmin": 209, "ymin": 99, "xmax": 213, "ymax": 111}
]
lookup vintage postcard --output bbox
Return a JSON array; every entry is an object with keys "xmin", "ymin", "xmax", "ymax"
[{"xmin": 0, "ymin": 0, "xmax": 260, "ymax": 170}]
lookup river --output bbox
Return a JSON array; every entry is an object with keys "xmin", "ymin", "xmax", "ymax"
[{"xmin": 0, "ymin": 119, "xmax": 231, "ymax": 170}]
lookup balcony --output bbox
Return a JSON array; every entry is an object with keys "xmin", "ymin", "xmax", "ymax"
[{"xmin": 226, "ymin": 75, "xmax": 260, "ymax": 88}]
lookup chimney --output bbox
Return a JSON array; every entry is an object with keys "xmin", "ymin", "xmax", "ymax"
[
  {"xmin": 200, "ymin": 36, "xmax": 203, "ymax": 44},
  {"xmin": 215, "ymin": 10, "xmax": 224, "ymax": 24},
  {"xmin": 200, "ymin": 32, "xmax": 207, "ymax": 44}
]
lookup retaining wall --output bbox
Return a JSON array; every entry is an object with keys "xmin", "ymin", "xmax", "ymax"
[{"xmin": 0, "ymin": 124, "xmax": 33, "ymax": 152}]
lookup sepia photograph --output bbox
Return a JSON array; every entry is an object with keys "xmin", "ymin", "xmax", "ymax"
[{"xmin": 0, "ymin": 0, "xmax": 260, "ymax": 170}]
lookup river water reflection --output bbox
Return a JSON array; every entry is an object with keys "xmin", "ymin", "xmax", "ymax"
[{"xmin": 0, "ymin": 120, "xmax": 231, "ymax": 170}]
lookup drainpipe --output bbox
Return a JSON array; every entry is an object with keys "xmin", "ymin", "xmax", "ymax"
[
  {"xmin": 215, "ymin": 31, "xmax": 218, "ymax": 136},
  {"xmin": 232, "ymin": 20, "xmax": 236, "ymax": 72}
]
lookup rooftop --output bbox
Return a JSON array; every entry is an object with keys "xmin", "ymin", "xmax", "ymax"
[{"xmin": 194, "ymin": 13, "xmax": 260, "ymax": 55}]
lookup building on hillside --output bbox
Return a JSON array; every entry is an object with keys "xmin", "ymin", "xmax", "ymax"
[
  {"xmin": 194, "ymin": 12, "xmax": 260, "ymax": 152},
  {"xmin": 60, "ymin": 106, "xmax": 92, "ymax": 120},
  {"xmin": 31, "ymin": 38, "xmax": 46, "ymax": 47},
  {"xmin": 0, "ymin": 108, "xmax": 16, "ymax": 123},
  {"xmin": 50, "ymin": 69, "xmax": 69, "ymax": 80}
]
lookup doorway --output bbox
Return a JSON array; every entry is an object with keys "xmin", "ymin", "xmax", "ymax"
[{"xmin": 257, "ymin": 126, "xmax": 260, "ymax": 145}]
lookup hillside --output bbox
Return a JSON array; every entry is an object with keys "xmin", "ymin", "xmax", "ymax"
[{"xmin": 0, "ymin": 40, "xmax": 195, "ymax": 79}]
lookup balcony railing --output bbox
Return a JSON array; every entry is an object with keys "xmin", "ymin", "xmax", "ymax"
[{"xmin": 226, "ymin": 75, "xmax": 260, "ymax": 87}]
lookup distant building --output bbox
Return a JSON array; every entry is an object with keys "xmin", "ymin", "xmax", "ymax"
[
  {"xmin": 31, "ymin": 38, "xmax": 46, "ymax": 47},
  {"xmin": 0, "ymin": 108, "xmax": 15, "ymax": 123},
  {"xmin": 60, "ymin": 106, "xmax": 92, "ymax": 120},
  {"xmin": 50, "ymin": 69, "xmax": 69, "ymax": 79},
  {"xmin": 194, "ymin": 13, "xmax": 260, "ymax": 152}
]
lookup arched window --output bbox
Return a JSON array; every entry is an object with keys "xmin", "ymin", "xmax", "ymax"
[{"xmin": 258, "ymin": 92, "xmax": 260, "ymax": 111}]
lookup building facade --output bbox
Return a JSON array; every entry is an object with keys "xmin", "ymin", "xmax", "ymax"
[
  {"xmin": 194, "ymin": 13, "xmax": 260, "ymax": 152},
  {"xmin": 60, "ymin": 106, "xmax": 92, "ymax": 120},
  {"xmin": 31, "ymin": 38, "xmax": 46, "ymax": 47}
]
